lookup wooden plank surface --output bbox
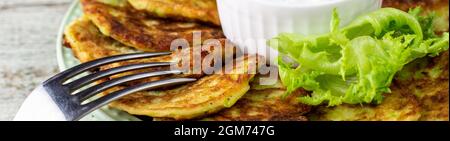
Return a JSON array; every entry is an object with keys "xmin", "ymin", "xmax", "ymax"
[{"xmin": 0, "ymin": 0, "xmax": 72, "ymax": 120}]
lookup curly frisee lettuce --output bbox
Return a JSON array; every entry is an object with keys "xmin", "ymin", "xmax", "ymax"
[{"xmin": 269, "ymin": 8, "xmax": 449, "ymax": 106}]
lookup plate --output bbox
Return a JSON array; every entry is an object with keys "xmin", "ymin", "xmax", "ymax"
[{"xmin": 55, "ymin": 1, "xmax": 140, "ymax": 121}]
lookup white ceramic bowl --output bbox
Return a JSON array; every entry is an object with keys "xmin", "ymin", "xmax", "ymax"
[{"xmin": 217, "ymin": 0, "xmax": 383, "ymax": 64}]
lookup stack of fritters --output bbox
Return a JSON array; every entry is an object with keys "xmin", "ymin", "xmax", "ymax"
[
  {"xmin": 64, "ymin": 0, "xmax": 311, "ymax": 121},
  {"xmin": 64, "ymin": 0, "xmax": 449, "ymax": 121}
]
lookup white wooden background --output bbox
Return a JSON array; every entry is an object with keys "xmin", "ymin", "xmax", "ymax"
[{"xmin": 0, "ymin": 0, "xmax": 72, "ymax": 120}]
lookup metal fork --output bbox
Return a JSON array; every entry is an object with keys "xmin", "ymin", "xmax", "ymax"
[{"xmin": 14, "ymin": 52, "xmax": 197, "ymax": 121}]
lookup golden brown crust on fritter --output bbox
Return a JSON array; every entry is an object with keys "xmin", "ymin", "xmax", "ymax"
[
  {"xmin": 81, "ymin": 0, "xmax": 224, "ymax": 52},
  {"xmin": 419, "ymin": 82, "xmax": 449, "ymax": 120},
  {"xmin": 128, "ymin": 0, "xmax": 221, "ymax": 25},
  {"xmin": 420, "ymin": 52, "xmax": 449, "ymax": 121},
  {"xmin": 64, "ymin": 17, "xmax": 139, "ymax": 63},
  {"xmin": 109, "ymin": 55, "xmax": 263, "ymax": 120},
  {"xmin": 202, "ymin": 89, "xmax": 310, "ymax": 121},
  {"xmin": 394, "ymin": 52, "xmax": 449, "ymax": 121}
]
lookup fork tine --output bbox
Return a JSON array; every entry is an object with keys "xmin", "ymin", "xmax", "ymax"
[
  {"xmin": 65, "ymin": 62, "xmax": 172, "ymax": 90},
  {"xmin": 78, "ymin": 78, "xmax": 197, "ymax": 120},
  {"xmin": 74, "ymin": 70, "xmax": 182, "ymax": 102},
  {"xmin": 50, "ymin": 52, "xmax": 171, "ymax": 83}
]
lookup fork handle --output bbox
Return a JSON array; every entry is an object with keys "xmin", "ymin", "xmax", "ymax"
[{"xmin": 14, "ymin": 85, "xmax": 67, "ymax": 121}]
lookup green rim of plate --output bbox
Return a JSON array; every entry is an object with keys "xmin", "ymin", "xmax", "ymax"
[{"xmin": 55, "ymin": 0, "xmax": 140, "ymax": 121}]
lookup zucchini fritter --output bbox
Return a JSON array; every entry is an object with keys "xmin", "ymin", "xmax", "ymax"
[
  {"xmin": 109, "ymin": 55, "xmax": 262, "ymax": 120},
  {"xmin": 154, "ymin": 77, "xmax": 311, "ymax": 121},
  {"xmin": 201, "ymin": 88, "xmax": 311, "ymax": 121},
  {"xmin": 128, "ymin": 0, "xmax": 220, "ymax": 25},
  {"xmin": 81, "ymin": 0, "xmax": 224, "ymax": 52},
  {"xmin": 64, "ymin": 17, "xmax": 235, "ymax": 85}
]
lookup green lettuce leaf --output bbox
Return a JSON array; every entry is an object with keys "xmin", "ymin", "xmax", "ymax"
[
  {"xmin": 409, "ymin": 7, "xmax": 437, "ymax": 39},
  {"xmin": 270, "ymin": 8, "xmax": 449, "ymax": 106}
]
